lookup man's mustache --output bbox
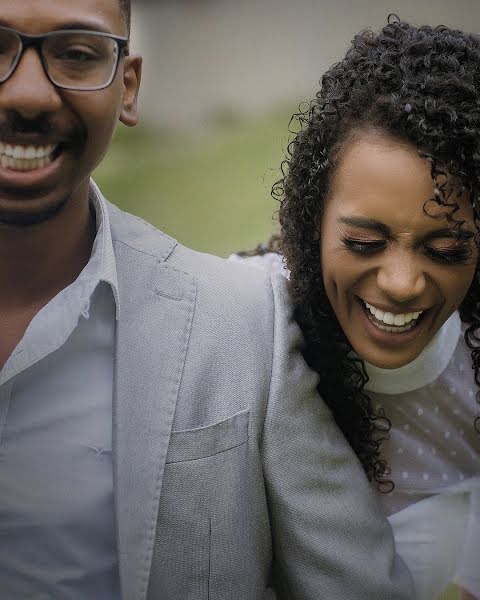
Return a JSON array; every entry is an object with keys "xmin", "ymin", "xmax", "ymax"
[{"xmin": 0, "ymin": 114, "xmax": 83, "ymax": 146}]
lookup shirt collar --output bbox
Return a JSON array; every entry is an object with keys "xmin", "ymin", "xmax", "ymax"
[
  {"xmin": 0, "ymin": 182, "xmax": 120, "ymax": 385},
  {"xmin": 88, "ymin": 180, "xmax": 120, "ymax": 319},
  {"xmin": 364, "ymin": 310, "xmax": 462, "ymax": 395}
]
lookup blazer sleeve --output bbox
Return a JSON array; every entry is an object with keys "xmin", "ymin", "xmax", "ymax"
[{"xmin": 261, "ymin": 273, "xmax": 414, "ymax": 599}]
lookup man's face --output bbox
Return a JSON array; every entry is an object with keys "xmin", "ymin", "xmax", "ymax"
[
  {"xmin": 320, "ymin": 134, "xmax": 478, "ymax": 369},
  {"xmin": 0, "ymin": 0, "xmax": 141, "ymax": 226}
]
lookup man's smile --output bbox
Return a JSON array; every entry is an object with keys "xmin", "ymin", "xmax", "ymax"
[
  {"xmin": 0, "ymin": 114, "xmax": 86, "ymax": 191},
  {"xmin": 0, "ymin": 141, "xmax": 58, "ymax": 171},
  {"xmin": 0, "ymin": 139, "xmax": 69, "ymax": 200}
]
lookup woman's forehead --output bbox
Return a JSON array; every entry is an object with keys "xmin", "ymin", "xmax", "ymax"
[{"xmin": 325, "ymin": 134, "xmax": 476, "ymax": 232}]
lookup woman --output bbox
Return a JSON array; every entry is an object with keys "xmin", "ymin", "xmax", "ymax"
[{"xmin": 234, "ymin": 16, "xmax": 480, "ymax": 600}]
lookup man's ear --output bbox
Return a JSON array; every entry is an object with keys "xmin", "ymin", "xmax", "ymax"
[{"xmin": 120, "ymin": 53, "xmax": 142, "ymax": 127}]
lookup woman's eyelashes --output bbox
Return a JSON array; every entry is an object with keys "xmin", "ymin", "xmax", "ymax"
[
  {"xmin": 342, "ymin": 238, "xmax": 385, "ymax": 254},
  {"xmin": 341, "ymin": 237, "xmax": 473, "ymax": 264},
  {"xmin": 425, "ymin": 245, "xmax": 473, "ymax": 264}
]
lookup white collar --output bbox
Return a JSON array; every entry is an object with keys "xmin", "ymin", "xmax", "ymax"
[{"xmin": 364, "ymin": 311, "xmax": 461, "ymax": 395}]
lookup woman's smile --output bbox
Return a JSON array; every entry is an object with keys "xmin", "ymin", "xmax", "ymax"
[
  {"xmin": 362, "ymin": 299, "xmax": 423, "ymax": 330},
  {"xmin": 355, "ymin": 296, "xmax": 431, "ymax": 349}
]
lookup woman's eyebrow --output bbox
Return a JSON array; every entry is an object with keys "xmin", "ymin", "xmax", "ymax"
[
  {"xmin": 338, "ymin": 216, "xmax": 390, "ymax": 236},
  {"xmin": 423, "ymin": 228, "xmax": 475, "ymax": 242}
]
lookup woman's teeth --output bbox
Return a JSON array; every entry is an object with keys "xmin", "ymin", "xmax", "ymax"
[
  {"xmin": 363, "ymin": 301, "xmax": 423, "ymax": 333},
  {"xmin": 0, "ymin": 142, "xmax": 57, "ymax": 172}
]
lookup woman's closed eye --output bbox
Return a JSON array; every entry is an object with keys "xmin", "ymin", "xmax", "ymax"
[
  {"xmin": 425, "ymin": 243, "xmax": 473, "ymax": 265},
  {"xmin": 342, "ymin": 238, "xmax": 386, "ymax": 254},
  {"xmin": 342, "ymin": 236, "xmax": 474, "ymax": 265}
]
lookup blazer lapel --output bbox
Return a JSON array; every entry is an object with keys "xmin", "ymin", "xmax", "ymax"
[{"xmin": 113, "ymin": 242, "xmax": 196, "ymax": 600}]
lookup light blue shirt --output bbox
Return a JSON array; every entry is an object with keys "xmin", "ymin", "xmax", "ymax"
[{"xmin": 0, "ymin": 183, "xmax": 120, "ymax": 599}]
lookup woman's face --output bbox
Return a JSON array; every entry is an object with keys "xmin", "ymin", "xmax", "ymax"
[{"xmin": 320, "ymin": 134, "xmax": 478, "ymax": 369}]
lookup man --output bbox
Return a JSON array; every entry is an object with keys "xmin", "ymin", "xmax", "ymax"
[{"xmin": 0, "ymin": 0, "xmax": 413, "ymax": 598}]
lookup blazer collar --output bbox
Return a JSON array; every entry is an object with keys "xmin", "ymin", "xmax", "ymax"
[{"xmin": 108, "ymin": 203, "xmax": 196, "ymax": 600}]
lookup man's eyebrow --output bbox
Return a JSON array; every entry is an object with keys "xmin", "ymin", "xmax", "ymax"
[
  {"xmin": 50, "ymin": 22, "xmax": 114, "ymax": 34},
  {"xmin": 0, "ymin": 19, "xmax": 113, "ymax": 34},
  {"xmin": 338, "ymin": 216, "xmax": 390, "ymax": 236}
]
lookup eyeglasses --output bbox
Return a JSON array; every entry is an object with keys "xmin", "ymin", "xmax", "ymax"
[{"xmin": 0, "ymin": 26, "xmax": 129, "ymax": 91}]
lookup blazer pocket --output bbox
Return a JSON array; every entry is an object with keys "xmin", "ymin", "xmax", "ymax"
[
  {"xmin": 166, "ymin": 409, "xmax": 249, "ymax": 463},
  {"xmin": 148, "ymin": 409, "xmax": 257, "ymax": 600}
]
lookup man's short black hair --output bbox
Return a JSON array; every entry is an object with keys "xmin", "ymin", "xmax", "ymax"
[{"xmin": 119, "ymin": 0, "xmax": 131, "ymax": 32}]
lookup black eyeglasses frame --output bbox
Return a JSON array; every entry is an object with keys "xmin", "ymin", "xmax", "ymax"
[{"xmin": 0, "ymin": 26, "xmax": 130, "ymax": 91}]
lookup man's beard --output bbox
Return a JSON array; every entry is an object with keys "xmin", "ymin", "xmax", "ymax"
[
  {"xmin": 0, "ymin": 112, "xmax": 84, "ymax": 227},
  {"xmin": 0, "ymin": 189, "xmax": 71, "ymax": 227}
]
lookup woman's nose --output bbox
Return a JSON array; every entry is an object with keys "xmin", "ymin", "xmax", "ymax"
[{"xmin": 376, "ymin": 254, "xmax": 427, "ymax": 303}]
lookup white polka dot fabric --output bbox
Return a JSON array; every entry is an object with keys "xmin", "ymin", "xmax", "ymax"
[{"xmin": 372, "ymin": 331, "xmax": 480, "ymax": 515}]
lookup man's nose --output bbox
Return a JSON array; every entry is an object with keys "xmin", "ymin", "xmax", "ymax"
[
  {"xmin": 376, "ymin": 253, "xmax": 427, "ymax": 303},
  {"xmin": 0, "ymin": 48, "xmax": 62, "ymax": 119}
]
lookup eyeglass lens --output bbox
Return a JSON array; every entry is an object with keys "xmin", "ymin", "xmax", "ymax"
[
  {"xmin": 0, "ymin": 29, "xmax": 119, "ymax": 90},
  {"xmin": 0, "ymin": 30, "xmax": 18, "ymax": 79}
]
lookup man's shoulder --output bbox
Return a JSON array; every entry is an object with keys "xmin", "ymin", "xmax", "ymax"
[
  {"xmin": 107, "ymin": 200, "xmax": 177, "ymax": 262},
  {"xmin": 107, "ymin": 201, "xmax": 280, "ymax": 308}
]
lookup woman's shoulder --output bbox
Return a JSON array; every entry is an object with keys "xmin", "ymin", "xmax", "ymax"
[{"xmin": 227, "ymin": 251, "xmax": 290, "ymax": 279}]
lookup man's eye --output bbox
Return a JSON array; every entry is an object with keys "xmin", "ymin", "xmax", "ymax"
[
  {"xmin": 342, "ymin": 239, "xmax": 386, "ymax": 254},
  {"xmin": 58, "ymin": 48, "xmax": 97, "ymax": 62}
]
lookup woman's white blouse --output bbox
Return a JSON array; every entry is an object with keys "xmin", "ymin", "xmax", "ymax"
[
  {"xmin": 368, "ymin": 325, "xmax": 480, "ymax": 599},
  {"xmin": 229, "ymin": 251, "xmax": 480, "ymax": 599}
]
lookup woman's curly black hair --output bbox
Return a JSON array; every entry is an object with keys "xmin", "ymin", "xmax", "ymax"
[{"xmin": 271, "ymin": 16, "xmax": 480, "ymax": 491}]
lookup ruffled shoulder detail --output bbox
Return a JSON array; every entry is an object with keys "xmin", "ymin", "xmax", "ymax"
[{"xmin": 228, "ymin": 252, "xmax": 290, "ymax": 279}]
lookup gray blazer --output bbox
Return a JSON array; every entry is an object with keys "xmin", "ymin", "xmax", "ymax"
[{"xmin": 108, "ymin": 202, "xmax": 413, "ymax": 600}]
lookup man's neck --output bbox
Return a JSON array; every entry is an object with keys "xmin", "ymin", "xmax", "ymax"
[{"xmin": 0, "ymin": 192, "xmax": 96, "ymax": 312}]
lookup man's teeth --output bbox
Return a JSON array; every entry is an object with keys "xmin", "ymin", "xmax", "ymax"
[
  {"xmin": 0, "ymin": 142, "xmax": 57, "ymax": 171},
  {"xmin": 364, "ymin": 301, "xmax": 423, "ymax": 328}
]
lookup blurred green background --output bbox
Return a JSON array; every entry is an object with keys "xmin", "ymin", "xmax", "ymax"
[{"xmin": 94, "ymin": 107, "xmax": 294, "ymax": 257}]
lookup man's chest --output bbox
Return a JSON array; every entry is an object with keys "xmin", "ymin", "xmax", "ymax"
[{"xmin": 0, "ymin": 297, "xmax": 119, "ymax": 598}]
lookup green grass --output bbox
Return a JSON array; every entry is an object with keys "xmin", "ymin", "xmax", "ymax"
[
  {"xmin": 439, "ymin": 583, "xmax": 460, "ymax": 600},
  {"xmin": 94, "ymin": 107, "xmax": 296, "ymax": 257}
]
